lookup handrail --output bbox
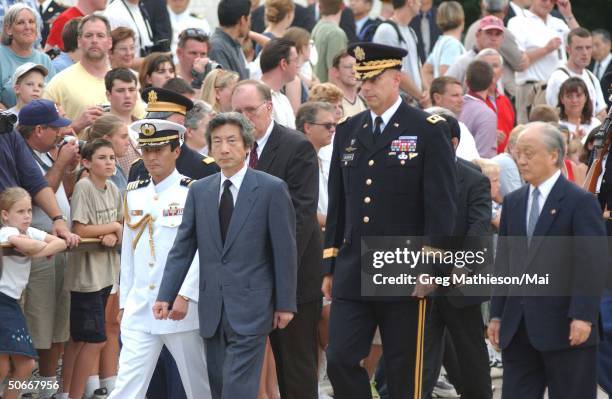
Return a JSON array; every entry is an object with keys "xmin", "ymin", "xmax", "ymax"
[{"xmin": 1, "ymin": 238, "xmax": 119, "ymax": 256}]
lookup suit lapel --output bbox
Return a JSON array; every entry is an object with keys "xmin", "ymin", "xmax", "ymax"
[
  {"xmin": 525, "ymin": 176, "xmax": 566, "ymax": 268},
  {"xmin": 203, "ymin": 174, "xmax": 223, "ymax": 253},
  {"xmin": 356, "ymin": 112, "xmax": 375, "ymax": 151},
  {"xmin": 257, "ymin": 123, "xmax": 280, "ymax": 172},
  {"xmin": 222, "ymin": 169, "xmax": 258, "ymax": 254}
]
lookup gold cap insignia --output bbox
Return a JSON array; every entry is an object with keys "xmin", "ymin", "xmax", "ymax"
[
  {"xmin": 141, "ymin": 123, "xmax": 156, "ymax": 136},
  {"xmin": 354, "ymin": 46, "xmax": 365, "ymax": 61},
  {"xmin": 147, "ymin": 90, "xmax": 158, "ymax": 104}
]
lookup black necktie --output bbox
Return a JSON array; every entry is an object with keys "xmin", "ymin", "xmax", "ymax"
[
  {"xmin": 219, "ymin": 180, "xmax": 234, "ymax": 244},
  {"xmin": 373, "ymin": 116, "xmax": 383, "ymax": 141}
]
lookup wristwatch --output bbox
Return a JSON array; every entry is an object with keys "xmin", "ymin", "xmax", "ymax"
[{"xmin": 51, "ymin": 215, "xmax": 67, "ymax": 222}]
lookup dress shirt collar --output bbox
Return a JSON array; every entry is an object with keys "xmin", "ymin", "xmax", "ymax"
[
  {"xmin": 598, "ymin": 53, "xmax": 612, "ymax": 76},
  {"xmin": 529, "ymin": 169, "xmax": 561, "ymax": 203},
  {"xmin": 256, "ymin": 120, "xmax": 275, "ymax": 156},
  {"xmin": 153, "ymin": 169, "xmax": 181, "ymax": 193},
  {"xmin": 369, "ymin": 96, "xmax": 402, "ymax": 132},
  {"xmin": 220, "ymin": 163, "xmax": 248, "ymax": 193}
]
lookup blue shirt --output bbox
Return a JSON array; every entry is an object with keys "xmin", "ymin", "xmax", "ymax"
[
  {"xmin": 0, "ymin": 128, "xmax": 48, "ymax": 195},
  {"xmin": 51, "ymin": 51, "xmax": 74, "ymax": 73},
  {"xmin": 0, "ymin": 45, "xmax": 56, "ymax": 107}
]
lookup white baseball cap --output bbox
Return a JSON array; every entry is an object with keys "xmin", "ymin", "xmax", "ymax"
[{"xmin": 12, "ymin": 62, "xmax": 48, "ymax": 85}]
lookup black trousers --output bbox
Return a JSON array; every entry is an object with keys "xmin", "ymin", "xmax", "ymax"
[
  {"xmin": 502, "ymin": 319, "xmax": 597, "ymax": 399},
  {"xmin": 326, "ymin": 298, "xmax": 427, "ymax": 399},
  {"xmin": 421, "ymin": 297, "xmax": 492, "ymax": 399},
  {"xmin": 270, "ymin": 299, "xmax": 322, "ymax": 399}
]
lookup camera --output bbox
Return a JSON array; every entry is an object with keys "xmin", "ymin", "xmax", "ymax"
[
  {"xmin": 0, "ymin": 111, "xmax": 17, "ymax": 133},
  {"xmin": 142, "ymin": 39, "xmax": 171, "ymax": 57},
  {"xmin": 61, "ymin": 135, "xmax": 86, "ymax": 153}
]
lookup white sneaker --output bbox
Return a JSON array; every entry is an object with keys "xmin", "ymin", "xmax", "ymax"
[{"xmin": 432, "ymin": 374, "xmax": 458, "ymax": 398}]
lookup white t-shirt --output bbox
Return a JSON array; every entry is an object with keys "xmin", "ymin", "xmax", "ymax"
[
  {"xmin": 168, "ymin": 8, "xmax": 211, "ymax": 54},
  {"xmin": 372, "ymin": 22, "xmax": 423, "ymax": 90},
  {"xmin": 0, "ymin": 226, "xmax": 47, "ymax": 299},
  {"xmin": 545, "ymin": 66, "xmax": 607, "ymax": 116},
  {"xmin": 105, "ymin": 0, "xmax": 153, "ymax": 54},
  {"xmin": 317, "ymin": 143, "xmax": 332, "ymax": 215},
  {"xmin": 456, "ymin": 122, "xmax": 480, "ymax": 161},
  {"xmin": 508, "ymin": 10, "xmax": 569, "ymax": 84},
  {"xmin": 271, "ymin": 90, "xmax": 296, "ymax": 129}
]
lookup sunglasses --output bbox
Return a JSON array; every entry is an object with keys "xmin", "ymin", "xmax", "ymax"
[
  {"xmin": 309, "ymin": 122, "xmax": 337, "ymax": 130},
  {"xmin": 179, "ymin": 28, "xmax": 209, "ymax": 41}
]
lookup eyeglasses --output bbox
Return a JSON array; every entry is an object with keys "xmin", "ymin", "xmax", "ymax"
[
  {"xmin": 234, "ymin": 102, "xmax": 267, "ymax": 116},
  {"xmin": 179, "ymin": 28, "xmax": 209, "ymax": 42},
  {"xmin": 114, "ymin": 45, "xmax": 136, "ymax": 54},
  {"xmin": 308, "ymin": 122, "xmax": 337, "ymax": 130}
]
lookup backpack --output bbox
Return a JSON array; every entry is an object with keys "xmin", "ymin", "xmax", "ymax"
[
  {"xmin": 529, "ymin": 67, "xmax": 599, "ymax": 114},
  {"xmin": 360, "ymin": 19, "xmax": 405, "ymax": 44}
]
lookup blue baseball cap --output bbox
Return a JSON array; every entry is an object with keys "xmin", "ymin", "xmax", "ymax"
[{"xmin": 18, "ymin": 99, "xmax": 71, "ymax": 128}]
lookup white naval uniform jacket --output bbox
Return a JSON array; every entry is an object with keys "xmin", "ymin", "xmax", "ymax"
[{"xmin": 120, "ymin": 169, "xmax": 200, "ymax": 334}]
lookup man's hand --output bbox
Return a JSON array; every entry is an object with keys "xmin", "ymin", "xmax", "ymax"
[
  {"xmin": 99, "ymin": 233, "xmax": 118, "ymax": 247},
  {"xmin": 169, "ymin": 296, "xmax": 189, "ymax": 320},
  {"xmin": 56, "ymin": 139, "xmax": 80, "ymax": 169},
  {"xmin": 52, "ymin": 219, "xmax": 80, "ymax": 248},
  {"xmin": 192, "ymin": 57, "xmax": 210, "ymax": 74},
  {"xmin": 411, "ymin": 274, "xmax": 437, "ymax": 298},
  {"xmin": 545, "ymin": 37, "xmax": 562, "ymax": 53},
  {"xmin": 152, "ymin": 301, "xmax": 170, "ymax": 320},
  {"xmin": 569, "ymin": 319, "xmax": 591, "ymax": 346},
  {"xmin": 273, "ymin": 311, "xmax": 294, "ymax": 329},
  {"xmin": 418, "ymin": 91, "xmax": 431, "ymax": 109},
  {"xmin": 556, "ymin": 0, "xmax": 573, "ymax": 18},
  {"xmin": 487, "ymin": 319, "xmax": 501, "ymax": 350},
  {"xmin": 322, "ymin": 274, "xmax": 333, "ymax": 301},
  {"xmin": 71, "ymin": 106, "xmax": 104, "ymax": 131}
]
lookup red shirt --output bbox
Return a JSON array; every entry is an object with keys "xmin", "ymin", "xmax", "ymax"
[
  {"xmin": 46, "ymin": 7, "xmax": 84, "ymax": 50},
  {"xmin": 484, "ymin": 92, "xmax": 515, "ymax": 154}
]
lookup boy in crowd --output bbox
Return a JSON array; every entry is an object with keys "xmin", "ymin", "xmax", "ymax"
[
  {"xmin": 59, "ymin": 139, "xmax": 123, "ymax": 399},
  {"xmin": 9, "ymin": 63, "xmax": 48, "ymax": 116}
]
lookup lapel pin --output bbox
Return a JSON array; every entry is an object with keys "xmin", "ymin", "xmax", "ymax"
[
  {"xmin": 550, "ymin": 209, "xmax": 556, "ymax": 215},
  {"xmin": 363, "ymin": 123, "xmax": 368, "ymax": 128},
  {"xmin": 393, "ymin": 122, "xmax": 399, "ymax": 127}
]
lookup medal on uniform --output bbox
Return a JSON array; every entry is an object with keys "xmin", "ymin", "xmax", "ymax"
[
  {"xmin": 398, "ymin": 152, "xmax": 408, "ymax": 160},
  {"xmin": 342, "ymin": 153, "xmax": 355, "ymax": 162}
]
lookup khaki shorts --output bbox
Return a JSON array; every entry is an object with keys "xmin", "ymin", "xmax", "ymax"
[{"xmin": 22, "ymin": 253, "xmax": 70, "ymax": 349}]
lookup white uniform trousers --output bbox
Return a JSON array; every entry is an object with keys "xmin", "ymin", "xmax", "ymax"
[{"xmin": 109, "ymin": 328, "xmax": 211, "ymax": 399}]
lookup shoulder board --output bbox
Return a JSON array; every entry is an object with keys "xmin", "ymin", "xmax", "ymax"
[
  {"xmin": 131, "ymin": 157, "xmax": 142, "ymax": 165},
  {"xmin": 426, "ymin": 114, "xmax": 446, "ymax": 125},
  {"xmin": 203, "ymin": 156, "xmax": 215, "ymax": 165},
  {"xmin": 126, "ymin": 179, "xmax": 149, "ymax": 191},
  {"xmin": 180, "ymin": 177, "xmax": 194, "ymax": 187}
]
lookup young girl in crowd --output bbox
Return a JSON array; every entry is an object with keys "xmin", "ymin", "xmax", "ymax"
[{"xmin": 0, "ymin": 187, "xmax": 66, "ymax": 399}]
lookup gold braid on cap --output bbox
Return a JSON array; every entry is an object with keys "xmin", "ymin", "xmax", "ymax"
[{"xmin": 353, "ymin": 59, "xmax": 402, "ymax": 72}]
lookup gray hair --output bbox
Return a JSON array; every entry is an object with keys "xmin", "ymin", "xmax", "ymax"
[
  {"xmin": 295, "ymin": 102, "xmax": 335, "ymax": 133},
  {"xmin": 424, "ymin": 106, "xmax": 457, "ymax": 118},
  {"xmin": 483, "ymin": 0, "xmax": 509, "ymax": 13},
  {"xmin": 1, "ymin": 4, "xmax": 38, "ymax": 45},
  {"xmin": 206, "ymin": 112, "xmax": 255, "ymax": 150},
  {"xmin": 185, "ymin": 100, "xmax": 214, "ymax": 129},
  {"xmin": 476, "ymin": 48, "xmax": 504, "ymax": 66},
  {"xmin": 525, "ymin": 122, "xmax": 565, "ymax": 168}
]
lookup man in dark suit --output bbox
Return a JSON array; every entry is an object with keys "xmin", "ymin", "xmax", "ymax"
[
  {"xmin": 421, "ymin": 114, "xmax": 493, "ymax": 399},
  {"xmin": 128, "ymin": 87, "xmax": 219, "ymax": 183},
  {"xmin": 306, "ymin": 1, "xmax": 359, "ymax": 43},
  {"xmin": 250, "ymin": 3, "xmax": 315, "ymax": 35},
  {"xmin": 488, "ymin": 122, "xmax": 608, "ymax": 399},
  {"xmin": 155, "ymin": 112, "xmax": 298, "ymax": 399},
  {"xmin": 231, "ymin": 80, "xmax": 321, "ymax": 399},
  {"xmin": 409, "ymin": 0, "xmax": 441, "ymax": 64},
  {"xmin": 323, "ymin": 42, "xmax": 457, "ymax": 398}
]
